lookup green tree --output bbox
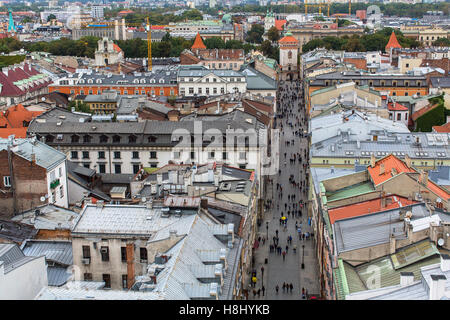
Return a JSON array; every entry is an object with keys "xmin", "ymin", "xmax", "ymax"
[
  {"xmin": 204, "ymin": 37, "xmax": 225, "ymax": 49},
  {"xmin": 182, "ymin": 9, "xmax": 203, "ymax": 21},
  {"xmin": 260, "ymin": 40, "xmax": 273, "ymax": 57},
  {"xmin": 246, "ymin": 24, "xmax": 265, "ymax": 44},
  {"xmin": 267, "ymin": 26, "xmax": 280, "ymax": 43},
  {"xmin": 343, "ymin": 37, "xmax": 365, "ymax": 52},
  {"xmin": 47, "ymin": 14, "xmax": 56, "ymax": 22},
  {"xmin": 433, "ymin": 37, "xmax": 450, "ymax": 47}
]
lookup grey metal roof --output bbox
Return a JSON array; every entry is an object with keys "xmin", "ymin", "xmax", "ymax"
[
  {"xmin": 241, "ymin": 66, "xmax": 277, "ymax": 90},
  {"xmin": 75, "ymin": 68, "xmax": 178, "ymax": 85},
  {"xmin": 0, "ymin": 243, "xmax": 40, "ymax": 274},
  {"xmin": 334, "ymin": 203, "xmax": 431, "ymax": 254},
  {"xmin": 430, "ymin": 76, "xmax": 450, "ymax": 88},
  {"xmin": 47, "ymin": 267, "xmax": 72, "ymax": 287},
  {"xmin": 12, "ymin": 204, "xmax": 79, "ymax": 230},
  {"xmin": 311, "ymin": 132, "xmax": 450, "ymax": 160},
  {"xmin": 33, "ymin": 107, "xmax": 91, "ymax": 123},
  {"xmin": 21, "ymin": 240, "xmax": 72, "ymax": 266},
  {"xmin": 0, "ymin": 138, "xmax": 66, "ymax": 171},
  {"xmin": 178, "ymin": 65, "xmax": 245, "ymax": 78}
]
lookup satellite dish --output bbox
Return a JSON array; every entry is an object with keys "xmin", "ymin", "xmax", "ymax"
[
  {"xmin": 142, "ymin": 197, "xmax": 147, "ymax": 202},
  {"xmin": 40, "ymin": 196, "xmax": 46, "ymax": 202},
  {"xmin": 41, "ymin": 97, "xmax": 46, "ymax": 101},
  {"xmin": 438, "ymin": 238, "xmax": 445, "ymax": 246}
]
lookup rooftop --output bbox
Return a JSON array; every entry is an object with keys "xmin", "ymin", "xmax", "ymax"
[{"xmin": 367, "ymin": 154, "xmax": 415, "ymax": 186}]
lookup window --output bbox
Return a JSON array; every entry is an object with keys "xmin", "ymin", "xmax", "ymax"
[
  {"xmin": 405, "ymin": 81, "xmax": 409, "ymax": 87},
  {"xmin": 45, "ymin": 135, "xmax": 54, "ymax": 143},
  {"xmin": 209, "ymin": 151, "xmax": 215, "ymax": 159},
  {"xmin": 84, "ymin": 273, "xmax": 92, "ymax": 281},
  {"xmin": 71, "ymin": 135, "xmax": 79, "ymax": 143},
  {"xmin": 198, "ymin": 87, "xmax": 202, "ymax": 94},
  {"xmin": 140, "ymin": 248, "xmax": 148, "ymax": 262},
  {"xmin": 133, "ymin": 164, "xmax": 140, "ymax": 174},
  {"xmin": 239, "ymin": 152, "xmax": 246, "ymax": 160},
  {"xmin": 82, "ymin": 245, "xmax": 91, "ymax": 259},
  {"xmin": 148, "ymin": 136, "xmax": 157, "ymax": 143},
  {"xmin": 397, "ymin": 113, "xmax": 401, "ymax": 121},
  {"xmin": 213, "ymin": 88, "xmax": 217, "ymax": 94},
  {"xmin": 129, "ymin": 135, "xmax": 137, "ymax": 143},
  {"xmin": 405, "ymin": 63, "xmax": 409, "ymax": 68},
  {"xmin": 113, "ymin": 135, "xmax": 121, "ymax": 143},
  {"xmin": 100, "ymin": 246, "xmax": 109, "ymax": 261},
  {"xmin": 3, "ymin": 176, "xmax": 11, "ymax": 187},
  {"xmin": 114, "ymin": 151, "xmax": 121, "ymax": 159},
  {"xmin": 98, "ymin": 164, "xmax": 106, "ymax": 173},
  {"xmin": 223, "ymin": 152, "xmax": 227, "ymax": 160},
  {"xmin": 98, "ymin": 151, "xmax": 105, "ymax": 159},
  {"xmin": 221, "ymin": 87, "xmax": 225, "ymax": 94},
  {"xmin": 173, "ymin": 151, "xmax": 180, "ymax": 159},
  {"xmin": 121, "ymin": 247, "xmax": 127, "ymax": 262},
  {"xmin": 405, "ymin": 92, "xmax": 408, "ymax": 96},
  {"xmin": 206, "ymin": 88, "xmax": 210, "ymax": 94},
  {"xmin": 160, "ymin": 90, "xmax": 164, "ymax": 95},
  {"xmin": 83, "ymin": 135, "xmax": 91, "ymax": 143},
  {"xmin": 150, "ymin": 151, "xmax": 157, "ymax": 159},
  {"xmin": 100, "ymin": 135, "xmax": 108, "ymax": 143},
  {"xmin": 71, "ymin": 151, "xmax": 78, "ymax": 159},
  {"xmin": 114, "ymin": 164, "xmax": 121, "ymax": 174},
  {"xmin": 60, "ymin": 185, "xmax": 64, "ymax": 198},
  {"xmin": 122, "ymin": 274, "xmax": 128, "ymax": 289},
  {"xmin": 102, "ymin": 274, "xmax": 111, "ymax": 288},
  {"xmin": 82, "ymin": 151, "xmax": 89, "ymax": 159},
  {"xmin": 392, "ymin": 81, "xmax": 397, "ymax": 87},
  {"xmin": 189, "ymin": 87, "xmax": 194, "ymax": 94},
  {"xmin": 213, "ymin": 78, "xmax": 217, "ymax": 82},
  {"xmin": 132, "ymin": 151, "xmax": 139, "ymax": 159}
]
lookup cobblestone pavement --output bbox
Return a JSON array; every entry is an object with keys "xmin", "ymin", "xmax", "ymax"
[{"xmin": 248, "ymin": 78, "xmax": 320, "ymax": 301}]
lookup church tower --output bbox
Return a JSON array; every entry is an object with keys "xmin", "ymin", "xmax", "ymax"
[{"xmin": 278, "ymin": 31, "xmax": 299, "ymax": 80}]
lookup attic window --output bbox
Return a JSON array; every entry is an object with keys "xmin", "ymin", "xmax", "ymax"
[
  {"xmin": 45, "ymin": 135, "xmax": 54, "ymax": 143},
  {"xmin": 83, "ymin": 135, "xmax": 92, "ymax": 143},
  {"xmin": 100, "ymin": 135, "xmax": 108, "ymax": 143},
  {"xmin": 113, "ymin": 135, "xmax": 121, "ymax": 143}
]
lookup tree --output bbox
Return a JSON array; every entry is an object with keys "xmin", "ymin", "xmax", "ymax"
[
  {"xmin": 47, "ymin": 14, "xmax": 56, "ymax": 22},
  {"xmin": 204, "ymin": 37, "xmax": 225, "ymax": 49},
  {"xmin": 22, "ymin": 16, "xmax": 32, "ymax": 23},
  {"xmin": 267, "ymin": 26, "xmax": 280, "ymax": 43},
  {"xmin": 182, "ymin": 9, "xmax": 203, "ymax": 21},
  {"xmin": 343, "ymin": 37, "xmax": 365, "ymax": 52},
  {"xmin": 260, "ymin": 40, "xmax": 273, "ymax": 57},
  {"xmin": 246, "ymin": 24, "xmax": 264, "ymax": 44},
  {"xmin": 433, "ymin": 37, "xmax": 450, "ymax": 47}
]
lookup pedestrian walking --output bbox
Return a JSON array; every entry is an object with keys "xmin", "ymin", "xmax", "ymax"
[
  {"xmin": 282, "ymin": 283, "xmax": 286, "ymax": 293},
  {"xmin": 262, "ymin": 285, "xmax": 265, "ymax": 296},
  {"xmin": 286, "ymin": 245, "xmax": 289, "ymax": 253},
  {"xmin": 253, "ymin": 289, "xmax": 257, "ymax": 297},
  {"xmin": 282, "ymin": 250, "xmax": 286, "ymax": 261},
  {"xmin": 276, "ymin": 285, "xmax": 279, "ymax": 294},
  {"xmin": 290, "ymin": 283, "xmax": 293, "ymax": 293},
  {"xmin": 257, "ymin": 289, "xmax": 261, "ymax": 297}
]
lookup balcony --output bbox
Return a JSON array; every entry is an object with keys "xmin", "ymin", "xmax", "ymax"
[{"xmin": 50, "ymin": 178, "xmax": 60, "ymax": 189}]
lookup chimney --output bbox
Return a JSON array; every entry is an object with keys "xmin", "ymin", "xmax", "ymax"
[
  {"xmin": 200, "ymin": 198, "xmax": 208, "ymax": 209},
  {"xmin": 429, "ymin": 274, "xmax": 446, "ymax": 300},
  {"xmin": 400, "ymin": 272, "xmax": 415, "ymax": 287},
  {"xmin": 389, "ymin": 234, "xmax": 396, "ymax": 254},
  {"xmin": 380, "ymin": 163, "xmax": 385, "ymax": 175},
  {"xmin": 31, "ymin": 153, "xmax": 36, "ymax": 165},
  {"xmin": 405, "ymin": 154, "xmax": 411, "ymax": 168},
  {"xmin": 422, "ymin": 171, "xmax": 429, "ymax": 186},
  {"xmin": 370, "ymin": 153, "xmax": 376, "ymax": 168},
  {"xmin": 441, "ymin": 254, "xmax": 450, "ymax": 272},
  {"xmin": 381, "ymin": 195, "xmax": 387, "ymax": 208}
]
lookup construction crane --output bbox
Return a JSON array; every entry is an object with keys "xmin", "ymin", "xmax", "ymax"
[
  {"xmin": 80, "ymin": 19, "xmax": 153, "ymax": 71},
  {"xmin": 305, "ymin": 0, "xmax": 331, "ymax": 17}
]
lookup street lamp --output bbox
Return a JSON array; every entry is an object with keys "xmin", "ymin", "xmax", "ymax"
[{"xmin": 301, "ymin": 244, "xmax": 305, "ymax": 269}]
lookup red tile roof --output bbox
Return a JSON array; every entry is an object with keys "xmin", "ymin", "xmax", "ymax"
[
  {"xmin": 0, "ymin": 104, "xmax": 42, "ymax": 138},
  {"xmin": 386, "ymin": 31, "xmax": 402, "ymax": 51},
  {"xmin": 0, "ymin": 127, "xmax": 27, "ymax": 138},
  {"xmin": 192, "ymin": 32, "xmax": 206, "ymax": 50},
  {"xmin": 275, "ymin": 19, "xmax": 287, "ymax": 31},
  {"xmin": 328, "ymin": 195, "xmax": 418, "ymax": 224},
  {"xmin": 278, "ymin": 35, "xmax": 298, "ymax": 44},
  {"xmin": 368, "ymin": 154, "xmax": 415, "ymax": 186},
  {"xmin": 387, "ymin": 101, "xmax": 408, "ymax": 111},
  {"xmin": 113, "ymin": 43, "xmax": 122, "ymax": 53},
  {"xmin": 432, "ymin": 122, "xmax": 450, "ymax": 133},
  {"xmin": 427, "ymin": 180, "xmax": 450, "ymax": 201},
  {"xmin": 411, "ymin": 103, "xmax": 438, "ymax": 121}
]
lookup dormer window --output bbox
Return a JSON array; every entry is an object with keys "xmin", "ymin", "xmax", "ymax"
[
  {"xmin": 133, "ymin": 79, "xmax": 139, "ymax": 84},
  {"xmin": 159, "ymin": 79, "xmax": 164, "ymax": 84},
  {"xmin": 100, "ymin": 135, "xmax": 108, "ymax": 143},
  {"xmin": 140, "ymin": 79, "xmax": 146, "ymax": 84},
  {"xmin": 79, "ymin": 79, "xmax": 85, "ymax": 84},
  {"xmin": 45, "ymin": 135, "xmax": 54, "ymax": 143},
  {"xmin": 128, "ymin": 135, "xmax": 137, "ymax": 143},
  {"xmin": 96, "ymin": 79, "xmax": 102, "ymax": 84},
  {"xmin": 150, "ymin": 79, "xmax": 156, "ymax": 83},
  {"xmin": 83, "ymin": 135, "xmax": 92, "ymax": 143},
  {"xmin": 88, "ymin": 79, "xmax": 93, "ymax": 84},
  {"xmin": 71, "ymin": 135, "xmax": 79, "ymax": 143},
  {"xmin": 148, "ymin": 136, "xmax": 157, "ymax": 143},
  {"xmin": 113, "ymin": 135, "xmax": 121, "ymax": 143}
]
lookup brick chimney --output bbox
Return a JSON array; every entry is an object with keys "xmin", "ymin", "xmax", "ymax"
[
  {"xmin": 380, "ymin": 163, "xmax": 385, "ymax": 175},
  {"xmin": 370, "ymin": 153, "xmax": 376, "ymax": 168},
  {"xmin": 126, "ymin": 243, "xmax": 135, "ymax": 289},
  {"xmin": 405, "ymin": 154, "xmax": 411, "ymax": 168},
  {"xmin": 400, "ymin": 272, "xmax": 414, "ymax": 287}
]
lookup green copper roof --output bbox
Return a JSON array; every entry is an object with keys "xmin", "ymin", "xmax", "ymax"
[{"xmin": 326, "ymin": 181, "xmax": 375, "ymax": 203}]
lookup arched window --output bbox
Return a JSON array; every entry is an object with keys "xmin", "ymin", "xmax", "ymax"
[
  {"xmin": 113, "ymin": 135, "xmax": 121, "ymax": 143},
  {"xmin": 128, "ymin": 135, "xmax": 137, "ymax": 143},
  {"xmin": 71, "ymin": 135, "xmax": 79, "ymax": 143},
  {"xmin": 288, "ymin": 51, "xmax": 292, "ymax": 59},
  {"xmin": 45, "ymin": 135, "xmax": 54, "ymax": 143},
  {"xmin": 83, "ymin": 135, "xmax": 92, "ymax": 143},
  {"xmin": 100, "ymin": 135, "xmax": 108, "ymax": 143}
]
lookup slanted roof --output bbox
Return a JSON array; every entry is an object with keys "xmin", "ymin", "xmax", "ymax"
[
  {"xmin": 328, "ymin": 195, "xmax": 417, "ymax": 224},
  {"xmin": 113, "ymin": 44, "xmax": 122, "ymax": 53},
  {"xmin": 191, "ymin": 32, "xmax": 206, "ymax": 50},
  {"xmin": 278, "ymin": 33, "xmax": 298, "ymax": 44},
  {"xmin": 367, "ymin": 154, "xmax": 415, "ymax": 186},
  {"xmin": 275, "ymin": 19, "xmax": 287, "ymax": 31},
  {"xmin": 386, "ymin": 31, "xmax": 402, "ymax": 51},
  {"xmin": 387, "ymin": 101, "xmax": 408, "ymax": 111},
  {"xmin": 432, "ymin": 122, "xmax": 450, "ymax": 133}
]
